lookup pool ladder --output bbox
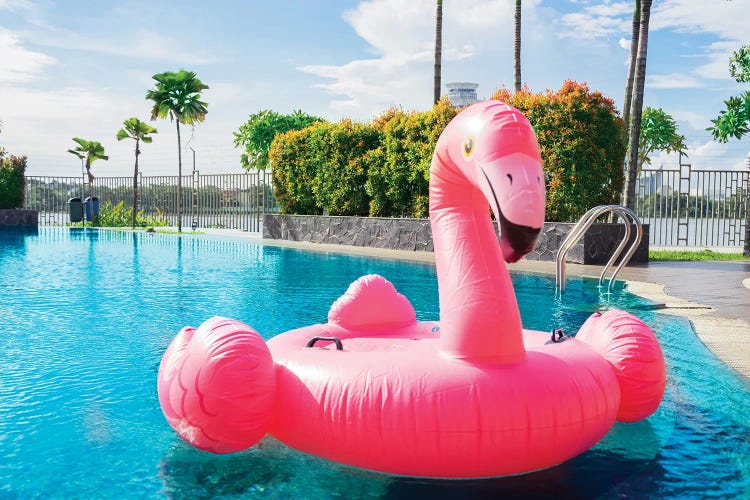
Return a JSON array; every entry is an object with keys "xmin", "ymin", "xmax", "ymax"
[{"xmin": 555, "ymin": 205, "xmax": 643, "ymax": 294}]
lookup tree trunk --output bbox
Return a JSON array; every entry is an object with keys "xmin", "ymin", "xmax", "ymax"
[
  {"xmin": 622, "ymin": 0, "xmax": 640, "ymax": 145},
  {"xmin": 86, "ymin": 158, "xmax": 95, "ymax": 226},
  {"xmin": 176, "ymin": 121, "xmax": 183, "ymax": 233},
  {"xmin": 132, "ymin": 139, "xmax": 140, "ymax": 229},
  {"xmin": 514, "ymin": 0, "xmax": 522, "ymax": 92},
  {"xmin": 623, "ymin": 0, "xmax": 651, "ymax": 211},
  {"xmin": 433, "ymin": 0, "xmax": 443, "ymax": 105},
  {"xmin": 617, "ymin": 0, "xmax": 640, "ymax": 216}
]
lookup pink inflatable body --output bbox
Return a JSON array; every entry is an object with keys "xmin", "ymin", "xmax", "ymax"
[{"xmin": 158, "ymin": 101, "xmax": 666, "ymax": 478}]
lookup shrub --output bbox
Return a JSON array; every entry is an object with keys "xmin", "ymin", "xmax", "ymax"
[
  {"xmin": 493, "ymin": 81, "xmax": 626, "ymax": 222},
  {"xmin": 269, "ymin": 126, "xmax": 320, "ymax": 214},
  {"xmin": 0, "ymin": 150, "xmax": 27, "ymax": 209},
  {"xmin": 268, "ymin": 85, "xmax": 622, "ymax": 222},
  {"xmin": 365, "ymin": 99, "xmax": 457, "ymax": 217},
  {"xmin": 95, "ymin": 200, "xmax": 169, "ymax": 227},
  {"xmin": 270, "ymin": 120, "xmax": 383, "ymax": 216},
  {"xmin": 234, "ymin": 109, "xmax": 325, "ymax": 170},
  {"xmin": 309, "ymin": 120, "xmax": 381, "ymax": 216}
]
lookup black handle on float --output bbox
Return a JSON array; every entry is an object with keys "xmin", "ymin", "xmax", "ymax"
[
  {"xmin": 305, "ymin": 336, "xmax": 343, "ymax": 351},
  {"xmin": 550, "ymin": 328, "xmax": 567, "ymax": 343}
]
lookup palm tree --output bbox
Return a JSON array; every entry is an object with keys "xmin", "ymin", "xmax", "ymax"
[
  {"xmin": 145, "ymin": 69, "xmax": 208, "ymax": 232},
  {"xmin": 433, "ymin": 0, "xmax": 443, "ymax": 105},
  {"xmin": 622, "ymin": 0, "xmax": 652, "ymax": 210},
  {"xmin": 117, "ymin": 118, "xmax": 158, "ymax": 228},
  {"xmin": 514, "ymin": 0, "xmax": 522, "ymax": 92},
  {"xmin": 67, "ymin": 138, "xmax": 108, "ymax": 224}
]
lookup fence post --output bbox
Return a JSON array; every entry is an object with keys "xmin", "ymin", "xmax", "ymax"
[{"xmin": 677, "ymin": 151, "xmax": 691, "ymax": 245}]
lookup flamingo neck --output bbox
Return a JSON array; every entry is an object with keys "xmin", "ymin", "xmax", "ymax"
[{"xmin": 429, "ymin": 166, "xmax": 525, "ymax": 363}]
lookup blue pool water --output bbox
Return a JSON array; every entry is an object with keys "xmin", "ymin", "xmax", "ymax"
[{"xmin": 1, "ymin": 228, "xmax": 749, "ymax": 498}]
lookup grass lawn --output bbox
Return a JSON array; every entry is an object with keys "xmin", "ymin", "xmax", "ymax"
[{"xmin": 649, "ymin": 249, "xmax": 750, "ymax": 261}]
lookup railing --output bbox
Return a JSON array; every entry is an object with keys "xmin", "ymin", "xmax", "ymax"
[
  {"xmin": 556, "ymin": 205, "xmax": 643, "ymax": 294},
  {"xmin": 24, "ymin": 171, "xmax": 277, "ymax": 232},
  {"xmin": 635, "ymin": 152, "xmax": 748, "ymax": 248},
  {"xmin": 24, "ymin": 162, "xmax": 750, "ymax": 248},
  {"xmin": 24, "ymin": 176, "xmax": 86, "ymax": 226}
]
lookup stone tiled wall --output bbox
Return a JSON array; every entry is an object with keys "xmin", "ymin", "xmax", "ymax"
[
  {"xmin": 263, "ymin": 214, "xmax": 648, "ymax": 263},
  {"xmin": 0, "ymin": 209, "xmax": 38, "ymax": 227},
  {"xmin": 264, "ymin": 214, "xmax": 434, "ymax": 251},
  {"xmin": 526, "ymin": 222, "xmax": 649, "ymax": 264}
]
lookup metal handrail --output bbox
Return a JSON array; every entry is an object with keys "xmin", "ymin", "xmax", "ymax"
[{"xmin": 556, "ymin": 205, "xmax": 643, "ymax": 294}]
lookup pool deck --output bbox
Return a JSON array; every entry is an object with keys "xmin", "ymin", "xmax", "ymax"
[{"xmin": 172, "ymin": 229, "xmax": 750, "ymax": 382}]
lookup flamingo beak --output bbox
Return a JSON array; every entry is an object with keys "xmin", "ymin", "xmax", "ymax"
[{"xmin": 478, "ymin": 155, "xmax": 545, "ymax": 263}]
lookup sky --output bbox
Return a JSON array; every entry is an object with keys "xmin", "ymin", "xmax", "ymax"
[{"xmin": 1, "ymin": 0, "xmax": 749, "ymax": 178}]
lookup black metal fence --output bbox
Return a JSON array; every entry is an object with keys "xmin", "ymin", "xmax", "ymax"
[
  {"xmin": 25, "ymin": 163, "xmax": 749, "ymax": 248},
  {"xmin": 25, "ymin": 171, "xmax": 277, "ymax": 232},
  {"xmin": 635, "ymin": 153, "xmax": 748, "ymax": 248}
]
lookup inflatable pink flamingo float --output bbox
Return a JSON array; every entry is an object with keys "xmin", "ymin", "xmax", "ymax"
[{"xmin": 158, "ymin": 101, "xmax": 666, "ymax": 478}]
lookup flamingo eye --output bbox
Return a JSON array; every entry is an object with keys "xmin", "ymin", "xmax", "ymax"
[
  {"xmin": 463, "ymin": 137, "xmax": 474, "ymax": 157},
  {"xmin": 507, "ymin": 174, "xmax": 513, "ymax": 184},
  {"xmin": 537, "ymin": 175, "xmax": 541, "ymax": 183}
]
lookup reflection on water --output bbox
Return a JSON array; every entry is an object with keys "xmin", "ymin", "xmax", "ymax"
[
  {"xmin": 155, "ymin": 423, "xmax": 666, "ymax": 499},
  {"xmin": 158, "ymin": 438, "xmax": 388, "ymax": 499}
]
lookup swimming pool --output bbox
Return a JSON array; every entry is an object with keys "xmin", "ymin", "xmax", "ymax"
[{"xmin": 1, "ymin": 228, "xmax": 748, "ymax": 498}]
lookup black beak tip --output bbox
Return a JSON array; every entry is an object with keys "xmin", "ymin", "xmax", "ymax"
[{"xmin": 503, "ymin": 222, "xmax": 541, "ymax": 259}]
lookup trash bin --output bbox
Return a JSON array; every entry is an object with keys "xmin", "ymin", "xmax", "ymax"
[
  {"xmin": 84, "ymin": 196, "xmax": 99, "ymax": 221},
  {"xmin": 68, "ymin": 197, "xmax": 83, "ymax": 223}
]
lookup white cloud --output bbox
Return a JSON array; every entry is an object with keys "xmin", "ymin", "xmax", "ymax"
[
  {"xmin": 0, "ymin": 27, "xmax": 56, "ymax": 83},
  {"xmin": 561, "ymin": 0, "xmax": 748, "ymax": 83},
  {"xmin": 563, "ymin": 0, "xmax": 750, "ymax": 44},
  {"xmin": 651, "ymin": 1, "xmax": 749, "ymax": 82},
  {"xmin": 693, "ymin": 41, "xmax": 738, "ymax": 81},
  {"xmin": 558, "ymin": 1, "xmax": 631, "ymax": 40},
  {"xmin": 0, "ymin": 0, "xmax": 32, "ymax": 10},
  {"xmin": 202, "ymin": 82, "xmax": 248, "ymax": 107},
  {"xmin": 671, "ymin": 110, "xmax": 709, "ymax": 131},
  {"xmin": 647, "ymin": 73, "xmax": 704, "ymax": 89},
  {"xmin": 0, "ymin": 81, "xmax": 245, "ymax": 177},
  {"xmin": 0, "ymin": 85, "xmax": 149, "ymax": 174},
  {"xmin": 24, "ymin": 27, "xmax": 218, "ymax": 65},
  {"xmin": 648, "ymin": 138, "xmax": 750, "ymax": 173},
  {"xmin": 652, "ymin": 0, "xmax": 750, "ymax": 42},
  {"xmin": 559, "ymin": 12, "xmax": 628, "ymax": 39},
  {"xmin": 298, "ymin": 0, "xmax": 539, "ymax": 118},
  {"xmin": 585, "ymin": 2, "xmax": 632, "ymax": 17},
  {"xmin": 300, "ymin": 56, "xmax": 428, "ymax": 117}
]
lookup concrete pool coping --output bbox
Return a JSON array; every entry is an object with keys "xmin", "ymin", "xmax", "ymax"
[{"xmin": 151, "ymin": 228, "xmax": 750, "ymax": 382}]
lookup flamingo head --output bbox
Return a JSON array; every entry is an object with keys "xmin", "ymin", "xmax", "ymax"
[{"xmin": 447, "ymin": 101, "xmax": 546, "ymax": 263}]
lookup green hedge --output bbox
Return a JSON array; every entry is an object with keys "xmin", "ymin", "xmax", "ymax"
[
  {"xmin": 269, "ymin": 125, "xmax": 325, "ymax": 215},
  {"xmin": 365, "ymin": 100, "xmax": 457, "ymax": 218},
  {"xmin": 269, "ymin": 101, "xmax": 456, "ymax": 218},
  {"xmin": 270, "ymin": 83, "xmax": 624, "ymax": 222},
  {"xmin": 270, "ymin": 120, "xmax": 382, "ymax": 216},
  {"xmin": 0, "ymin": 152, "xmax": 27, "ymax": 209},
  {"xmin": 493, "ymin": 81, "xmax": 626, "ymax": 222}
]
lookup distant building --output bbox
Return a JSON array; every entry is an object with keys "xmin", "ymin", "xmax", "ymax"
[
  {"xmin": 445, "ymin": 82, "xmax": 479, "ymax": 108},
  {"xmin": 639, "ymin": 166, "xmax": 674, "ymax": 196}
]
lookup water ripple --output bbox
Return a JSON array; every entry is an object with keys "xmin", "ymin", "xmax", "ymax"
[{"xmin": 0, "ymin": 228, "xmax": 748, "ymax": 498}]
